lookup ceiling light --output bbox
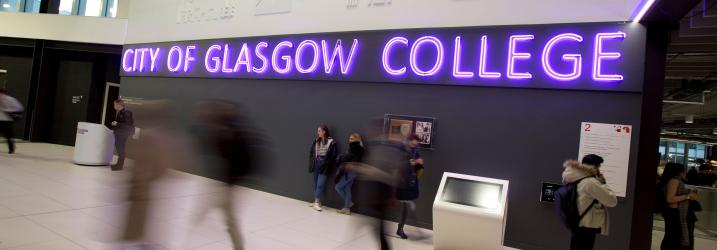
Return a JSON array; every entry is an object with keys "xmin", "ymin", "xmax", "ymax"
[
  {"xmin": 632, "ymin": 0, "xmax": 657, "ymax": 22},
  {"xmin": 2, "ymin": 4, "xmax": 10, "ymax": 8},
  {"xmin": 686, "ymin": 115, "xmax": 694, "ymax": 124}
]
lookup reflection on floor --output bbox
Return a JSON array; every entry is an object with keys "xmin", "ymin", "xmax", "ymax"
[{"xmin": 0, "ymin": 143, "xmax": 433, "ymax": 250}]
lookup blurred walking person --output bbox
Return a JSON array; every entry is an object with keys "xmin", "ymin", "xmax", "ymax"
[
  {"xmin": 308, "ymin": 125, "xmax": 338, "ymax": 211},
  {"xmin": 335, "ymin": 133, "xmax": 365, "ymax": 215},
  {"xmin": 111, "ymin": 99, "xmax": 135, "ymax": 170},
  {"xmin": 0, "ymin": 88, "xmax": 23, "ymax": 154},
  {"xmin": 191, "ymin": 100, "xmax": 260, "ymax": 250},
  {"xmin": 120, "ymin": 101, "xmax": 192, "ymax": 249},
  {"xmin": 343, "ymin": 119, "xmax": 408, "ymax": 250}
]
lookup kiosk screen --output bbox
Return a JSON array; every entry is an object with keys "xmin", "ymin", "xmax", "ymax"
[{"xmin": 441, "ymin": 177, "xmax": 503, "ymax": 210}]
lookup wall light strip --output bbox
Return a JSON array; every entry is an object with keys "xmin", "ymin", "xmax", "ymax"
[{"xmin": 632, "ymin": 0, "xmax": 656, "ymax": 22}]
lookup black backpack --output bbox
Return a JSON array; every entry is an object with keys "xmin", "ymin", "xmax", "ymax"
[{"xmin": 555, "ymin": 176, "xmax": 597, "ymax": 230}]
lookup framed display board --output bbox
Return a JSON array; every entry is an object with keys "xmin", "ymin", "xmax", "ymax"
[{"xmin": 383, "ymin": 114, "xmax": 436, "ymax": 149}]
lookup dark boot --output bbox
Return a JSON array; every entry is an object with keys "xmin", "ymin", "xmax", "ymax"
[
  {"xmin": 396, "ymin": 203, "xmax": 408, "ymax": 239},
  {"xmin": 396, "ymin": 227, "xmax": 407, "ymax": 239}
]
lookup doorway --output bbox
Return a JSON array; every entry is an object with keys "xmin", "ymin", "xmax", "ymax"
[{"xmin": 101, "ymin": 82, "xmax": 120, "ymax": 128}]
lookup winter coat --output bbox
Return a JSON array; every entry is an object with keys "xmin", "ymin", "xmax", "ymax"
[
  {"xmin": 562, "ymin": 160, "xmax": 618, "ymax": 235},
  {"xmin": 308, "ymin": 138, "xmax": 338, "ymax": 175},
  {"xmin": 114, "ymin": 109, "xmax": 135, "ymax": 136},
  {"xmin": 335, "ymin": 141, "xmax": 365, "ymax": 181}
]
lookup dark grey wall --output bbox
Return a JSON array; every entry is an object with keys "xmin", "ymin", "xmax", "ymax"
[{"xmin": 121, "ymin": 77, "xmax": 642, "ymax": 250}]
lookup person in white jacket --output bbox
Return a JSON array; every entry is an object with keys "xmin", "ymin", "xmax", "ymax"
[
  {"xmin": 0, "ymin": 88, "xmax": 23, "ymax": 154},
  {"xmin": 562, "ymin": 154, "xmax": 618, "ymax": 250}
]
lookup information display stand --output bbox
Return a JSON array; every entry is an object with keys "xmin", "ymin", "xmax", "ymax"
[
  {"xmin": 73, "ymin": 122, "xmax": 115, "ymax": 166},
  {"xmin": 433, "ymin": 172, "xmax": 509, "ymax": 250}
]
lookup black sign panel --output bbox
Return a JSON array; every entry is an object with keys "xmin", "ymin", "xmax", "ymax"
[{"xmin": 122, "ymin": 22, "xmax": 646, "ymax": 92}]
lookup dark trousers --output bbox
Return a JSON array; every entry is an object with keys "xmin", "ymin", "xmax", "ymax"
[
  {"xmin": 0, "ymin": 121, "xmax": 14, "ymax": 153},
  {"xmin": 114, "ymin": 133, "xmax": 129, "ymax": 167},
  {"xmin": 570, "ymin": 227, "xmax": 600, "ymax": 250},
  {"xmin": 398, "ymin": 202, "xmax": 411, "ymax": 230},
  {"xmin": 661, "ymin": 208, "xmax": 694, "ymax": 250}
]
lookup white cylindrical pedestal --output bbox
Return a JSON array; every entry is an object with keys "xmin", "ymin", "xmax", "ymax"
[{"xmin": 73, "ymin": 122, "xmax": 115, "ymax": 166}]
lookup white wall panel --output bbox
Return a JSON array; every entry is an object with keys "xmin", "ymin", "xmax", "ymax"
[
  {"xmin": 125, "ymin": 0, "xmax": 644, "ymax": 44},
  {"xmin": 0, "ymin": 12, "xmax": 127, "ymax": 45}
]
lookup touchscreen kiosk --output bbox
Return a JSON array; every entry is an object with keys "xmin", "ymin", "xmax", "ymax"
[
  {"xmin": 433, "ymin": 172, "xmax": 509, "ymax": 250},
  {"xmin": 73, "ymin": 122, "xmax": 115, "ymax": 165}
]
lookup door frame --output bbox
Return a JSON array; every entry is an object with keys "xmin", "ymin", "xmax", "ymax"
[{"xmin": 101, "ymin": 82, "xmax": 120, "ymax": 126}]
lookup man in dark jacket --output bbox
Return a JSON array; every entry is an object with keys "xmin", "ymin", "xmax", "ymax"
[{"xmin": 111, "ymin": 99, "xmax": 134, "ymax": 170}]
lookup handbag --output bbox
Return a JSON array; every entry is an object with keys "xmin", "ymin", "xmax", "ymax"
[{"xmin": 689, "ymin": 199, "xmax": 702, "ymax": 212}]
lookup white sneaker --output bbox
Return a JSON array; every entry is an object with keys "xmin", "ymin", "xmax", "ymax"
[{"xmin": 312, "ymin": 203, "xmax": 323, "ymax": 211}]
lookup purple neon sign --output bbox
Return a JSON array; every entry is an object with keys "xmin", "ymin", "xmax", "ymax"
[
  {"xmin": 122, "ymin": 28, "xmax": 634, "ymax": 89},
  {"xmin": 542, "ymin": 33, "xmax": 583, "ymax": 81}
]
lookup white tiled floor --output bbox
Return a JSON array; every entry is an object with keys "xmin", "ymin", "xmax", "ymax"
[
  {"xmin": 0, "ymin": 143, "xmax": 434, "ymax": 250},
  {"xmin": 4, "ymin": 143, "xmax": 716, "ymax": 250}
]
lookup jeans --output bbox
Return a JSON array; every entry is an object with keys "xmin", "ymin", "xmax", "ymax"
[
  {"xmin": 570, "ymin": 227, "xmax": 600, "ymax": 250},
  {"xmin": 335, "ymin": 172, "xmax": 356, "ymax": 208},
  {"xmin": 0, "ymin": 121, "xmax": 14, "ymax": 153},
  {"xmin": 114, "ymin": 133, "xmax": 129, "ymax": 167},
  {"xmin": 313, "ymin": 158, "xmax": 327, "ymax": 200}
]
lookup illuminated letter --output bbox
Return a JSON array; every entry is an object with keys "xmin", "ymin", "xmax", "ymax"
[
  {"xmin": 205, "ymin": 45, "xmax": 222, "ymax": 73},
  {"xmin": 410, "ymin": 36, "xmax": 444, "ymax": 76},
  {"xmin": 184, "ymin": 45, "xmax": 197, "ymax": 73},
  {"xmin": 542, "ymin": 33, "xmax": 583, "ymax": 81},
  {"xmin": 272, "ymin": 41, "xmax": 293, "ymax": 74},
  {"xmin": 593, "ymin": 32, "xmax": 626, "ymax": 81},
  {"xmin": 295, "ymin": 40, "xmax": 320, "ymax": 74},
  {"xmin": 133, "ymin": 49, "xmax": 140, "ymax": 72},
  {"xmin": 453, "ymin": 36, "xmax": 474, "ymax": 78},
  {"xmin": 321, "ymin": 39, "xmax": 359, "ymax": 75},
  {"xmin": 479, "ymin": 36, "xmax": 501, "ymax": 78},
  {"xmin": 382, "ymin": 37, "xmax": 408, "ymax": 76},
  {"xmin": 507, "ymin": 35, "xmax": 534, "ymax": 79},
  {"xmin": 233, "ymin": 43, "xmax": 252, "ymax": 73},
  {"xmin": 122, "ymin": 49, "xmax": 134, "ymax": 72},
  {"xmin": 253, "ymin": 42, "xmax": 269, "ymax": 73},
  {"xmin": 167, "ymin": 46, "xmax": 183, "ymax": 72},
  {"xmin": 221, "ymin": 44, "xmax": 233, "ymax": 73},
  {"xmin": 138, "ymin": 48, "xmax": 149, "ymax": 72},
  {"xmin": 149, "ymin": 48, "xmax": 161, "ymax": 72}
]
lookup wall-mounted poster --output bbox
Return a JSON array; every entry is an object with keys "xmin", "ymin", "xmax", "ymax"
[{"xmin": 384, "ymin": 114, "xmax": 436, "ymax": 149}]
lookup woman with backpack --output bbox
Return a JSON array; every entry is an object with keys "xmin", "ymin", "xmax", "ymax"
[
  {"xmin": 660, "ymin": 163, "xmax": 700, "ymax": 250},
  {"xmin": 561, "ymin": 154, "xmax": 618, "ymax": 250}
]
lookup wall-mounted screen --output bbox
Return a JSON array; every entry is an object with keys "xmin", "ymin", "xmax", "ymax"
[{"xmin": 441, "ymin": 177, "xmax": 503, "ymax": 210}]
